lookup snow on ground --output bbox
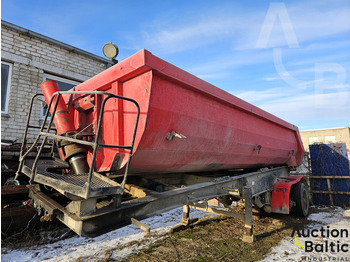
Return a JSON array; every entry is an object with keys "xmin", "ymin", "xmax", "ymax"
[
  {"xmin": 1, "ymin": 207, "xmax": 211, "ymax": 262},
  {"xmin": 261, "ymin": 207, "xmax": 350, "ymax": 262},
  {"xmin": 2, "ymin": 206, "xmax": 349, "ymax": 262}
]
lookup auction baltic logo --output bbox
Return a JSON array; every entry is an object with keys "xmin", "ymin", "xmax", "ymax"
[{"xmin": 291, "ymin": 226, "xmax": 349, "ymax": 253}]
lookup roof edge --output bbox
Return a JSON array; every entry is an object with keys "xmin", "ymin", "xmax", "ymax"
[
  {"xmin": 1, "ymin": 20, "xmax": 112, "ymax": 66},
  {"xmin": 301, "ymin": 127, "xmax": 350, "ymax": 132}
]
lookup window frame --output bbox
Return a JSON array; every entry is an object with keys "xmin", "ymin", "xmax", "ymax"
[
  {"xmin": 1, "ymin": 61, "xmax": 13, "ymax": 115},
  {"xmin": 40, "ymin": 74, "xmax": 81, "ymax": 120},
  {"xmin": 324, "ymin": 135, "xmax": 336, "ymax": 144},
  {"xmin": 308, "ymin": 136, "xmax": 319, "ymax": 145}
]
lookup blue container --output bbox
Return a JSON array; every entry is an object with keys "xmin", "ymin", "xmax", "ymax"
[{"xmin": 309, "ymin": 143, "xmax": 350, "ymax": 207}]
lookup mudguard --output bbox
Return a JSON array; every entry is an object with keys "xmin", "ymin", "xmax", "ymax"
[{"xmin": 271, "ymin": 175, "xmax": 305, "ymax": 214}]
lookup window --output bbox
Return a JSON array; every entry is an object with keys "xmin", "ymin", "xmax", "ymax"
[
  {"xmin": 308, "ymin": 137, "xmax": 319, "ymax": 145},
  {"xmin": 1, "ymin": 62, "xmax": 13, "ymax": 114},
  {"xmin": 40, "ymin": 74, "xmax": 81, "ymax": 119},
  {"xmin": 324, "ymin": 135, "xmax": 336, "ymax": 144}
]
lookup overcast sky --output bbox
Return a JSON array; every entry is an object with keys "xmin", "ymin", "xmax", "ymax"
[{"xmin": 2, "ymin": 0, "xmax": 350, "ymax": 130}]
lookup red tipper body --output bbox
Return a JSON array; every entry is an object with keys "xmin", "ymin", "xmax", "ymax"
[{"xmin": 57, "ymin": 49, "xmax": 304, "ymax": 174}]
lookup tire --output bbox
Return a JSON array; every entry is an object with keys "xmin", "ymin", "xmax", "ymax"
[{"xmin": 290, "ymin": 182, "xmax": 310, "ymax": 217}]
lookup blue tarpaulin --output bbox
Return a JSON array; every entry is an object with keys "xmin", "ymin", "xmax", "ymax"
[{"xmin": 309, "ymin": 143, "xmax": 350, "ymax": 207}]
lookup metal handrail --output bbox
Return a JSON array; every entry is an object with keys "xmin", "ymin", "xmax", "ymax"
[
  {"xmin": 88, "ymin": 93, "xmax": 140, "ymax": 190},
  {"xmin": 30, "ymin": 91, "xmax": 62, "ymax": 181},
  {"xmin": 15, "ymin": 94, "xmax": 56, "ymax": 180},
  {"xmin": 17, "ymin": 90, "xmax": 140, "ymax": 197}
]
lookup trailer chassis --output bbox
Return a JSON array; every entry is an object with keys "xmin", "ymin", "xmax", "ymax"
[{"xmin": 26, "ymin": 166, "xmax": 307, "ymax": 242}]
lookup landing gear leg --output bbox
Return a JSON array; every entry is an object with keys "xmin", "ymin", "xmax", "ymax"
[{"xmin": 242, "ymin": 186, "xmax": 256, "ymax": 243}]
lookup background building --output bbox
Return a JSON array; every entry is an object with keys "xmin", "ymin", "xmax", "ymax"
[
  {"xmin": 1, "ymin": 20, "xmax": 112, "ymax": 159},
  {"xmin": 300, "ymin": 127, "xmax": 350, "ymax": 158}
]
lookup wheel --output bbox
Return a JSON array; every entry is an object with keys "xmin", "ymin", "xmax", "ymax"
[{"xmin": 290, "ymin": 182, "xmax": 310, "ymax": 217}]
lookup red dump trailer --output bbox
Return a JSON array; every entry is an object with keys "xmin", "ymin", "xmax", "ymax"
[
  {"xmin": 16, "ymin": 49, "xmax": 308, "ymax": 240},
  {"xmin": 54, "ymin": 49, "xmax": 303, "ymax": 174}
]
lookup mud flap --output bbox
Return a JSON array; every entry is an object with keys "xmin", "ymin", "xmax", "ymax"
[{"xmin": 271, "ymin": 176, "xmax": 305, "ymax": 214}]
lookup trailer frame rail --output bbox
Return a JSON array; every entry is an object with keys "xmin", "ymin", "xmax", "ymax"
[{"xmin": 27, "ymin": 166, "xmax": 290, "ymax": 240}]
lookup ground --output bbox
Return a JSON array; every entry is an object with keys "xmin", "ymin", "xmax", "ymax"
[{"xmin": 1, "ymin": 205, "xmax": 349, "ymax": 262}]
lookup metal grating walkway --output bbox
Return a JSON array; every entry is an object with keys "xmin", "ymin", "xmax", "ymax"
[{"xmin": 23, "ymin": 159, "xmax": 122, "ymax": 198}]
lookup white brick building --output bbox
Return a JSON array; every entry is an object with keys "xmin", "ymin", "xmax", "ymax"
[{"xmin": 1, "ymin": 20, "xmax": 112, "ymax": 148}]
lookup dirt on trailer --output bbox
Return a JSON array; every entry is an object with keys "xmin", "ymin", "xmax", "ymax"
[{"xmin": 119, "ymin": 206, "xmax": 311, "ymax": 262}]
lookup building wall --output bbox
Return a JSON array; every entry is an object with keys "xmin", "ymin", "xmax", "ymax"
[
  {"xmin": 1, "ymin": 21, "xmax": 110, "ymax": 145},
  {"xmin": 300, "ymin": 127, "xmax": 350, "ymax": 156}
]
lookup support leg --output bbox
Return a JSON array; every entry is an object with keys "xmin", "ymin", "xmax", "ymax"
[
  {"xmin": 242, "ymin": 186, "xmax": 255, "ymax": 243},
  {"xmin": 171, "ymin": 205, "xmax": 190, "ymax": 232},
  {"xmin": 180, "ymin": 205, "xmax": 190, "ymax": 226},
  {"xmin": 130, "ymin": 217, "xmax": 150, "ymax": 233}
]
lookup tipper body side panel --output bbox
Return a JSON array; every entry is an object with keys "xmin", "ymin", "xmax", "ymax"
[{"xmin": 62, "ymin": 49, "xmax": 303, "ymax": 174}]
